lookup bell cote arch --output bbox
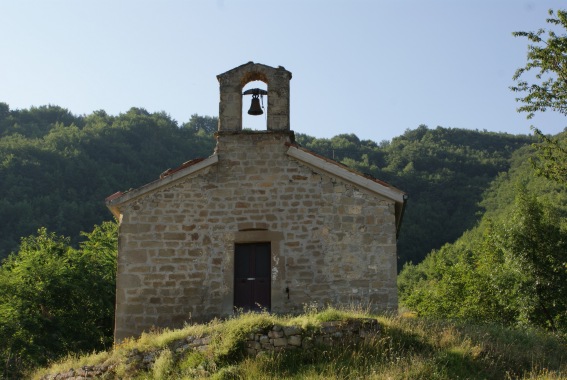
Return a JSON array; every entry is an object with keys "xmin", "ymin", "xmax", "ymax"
[{"xmin": 216, "ymin": 62, "xmax": 292, "ymax": 132}]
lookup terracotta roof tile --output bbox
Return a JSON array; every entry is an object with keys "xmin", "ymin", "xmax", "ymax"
[
  {"xmin": 159, "ymin": 158, "xmax": 206, "ymax": 179},
  {"xmin": 105, "ymin": 191, "xmax": 124, "ymax": 202}
]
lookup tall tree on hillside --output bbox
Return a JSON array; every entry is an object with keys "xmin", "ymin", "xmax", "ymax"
[
  {"xmin": 512, "ymin": 9, "xmax": 567, "ymax": 183},
  {"xmin": 503, "ymin": 192, "xmax": 567, "ymax": 330},
  {"xmin": 399, "ymin": 191, "xmax": 567, "ymax": 330}
]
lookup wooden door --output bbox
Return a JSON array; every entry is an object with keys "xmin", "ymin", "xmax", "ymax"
[{"xmin": 234, "ymin": 243, "xmax": 271, "ymax": 312}]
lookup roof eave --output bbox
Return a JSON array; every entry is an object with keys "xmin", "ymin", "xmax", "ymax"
[
  {"xmin": 105, "ymin": 154, "xmax": 219, "ymax": 210},
  {"xmin": 286, "ymin": 145, "xmax": 406, "ymax": 203}
]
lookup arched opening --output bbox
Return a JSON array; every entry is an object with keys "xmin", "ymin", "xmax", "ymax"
[
  {"xmin": 217, "ymin": 62, "xmax": 291, "ymax": 132},
  {"xmin": 242, "ymin": 80, "xmax": 268, "ymax": 131}
]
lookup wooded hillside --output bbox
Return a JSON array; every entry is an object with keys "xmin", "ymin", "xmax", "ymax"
[
  {"xmin": 0, "ymin": 103, "xmax": 534, "ymax": 266},
  {"xmin": 0, "ymin": 104, "xmax": 216, "ymax": 260},
  {"xmin": 398, "ymin": 132, "xmax": 567, "ymax": 331},
  {"xmin": 1, "ymin": 106, "xmax": 565, "ymax": 378},
  {"xmin": 296, "ymin": 126, "xmax": 533, "ymax": 266}
]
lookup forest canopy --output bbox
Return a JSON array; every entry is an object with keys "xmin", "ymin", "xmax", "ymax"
[
  {"xmin": 0, "ymin": 104, "xmax": 564, "ymax": 377},
  {"xmin": 0, "ymin": 103, "xmax": 534, "ymax": 266}
]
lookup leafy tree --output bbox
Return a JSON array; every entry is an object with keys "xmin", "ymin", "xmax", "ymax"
[
  {"xmin": 511, "ymin": 9, "xmax": 567, "ymax": 183},
  {"xmin": 0, "ymin": 104, "xmax": 82, "ymax": 139},
  {"xmin": 0, "ymin": 222, "xmax": 117, "ymax": 378},
  {"xmin": 501, "ymin": 192, "xmax": 567, "ymax": 330},
  {"xmin": 399, "ymin": 189, "xmax": 567, "ymax": 331},
  {"xmin": 182, "ymin": 114, "xmax": 218, "ymax": 136},
  {"xmin": 529, "ymin": 131, "xmax": 567, "ymax": 183},
  {"xmin": 378, "ymin": 126, "xmax": 532, "ymax": 265},
  {"xmin": 399, "ymin": 129, "xmax": 567, "ymax": 330}
]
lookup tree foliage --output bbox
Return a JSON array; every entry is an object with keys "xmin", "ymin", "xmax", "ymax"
[
  {"xmin": 0, "ymin": 99, "xmax": 564, "ymax": 376},
  {"xmin": 399, "ymin": 122, "xmax": 567, "ymax": 331},
  {"xmin": 530, "ymin": 129, "xmax": 567, "ymax": 183},
  {"xmin": 503, "ymin": 192, "xmax": 567, "ymax": 330},
  {"xmin": 0, "ymin": 222, "xmax": 117, "ymax": 378},
  {"xmin": 0, "ymin": 104, "xmax": 216, "ymax": 260},
  {"xmin": 399, "ymin": 190, "xmax": 567, "ymax": 331},
  {"xmin": 0, "ymin": 103, "xmax": 533, "ymax": 266},
  {"xmin": 298, "ymin": 126, "xmax": 533, "ymax": 266},
  {"xmin": 182, "ymin": 114, "xmax": 218, "ymax": 136},
  {"xmin": 511, "ymin": 9, "xmax": 567, "ymax": 119},
  {"xmin": 512, "ymin": 9, "xmax": 567, "ymax": 183}
]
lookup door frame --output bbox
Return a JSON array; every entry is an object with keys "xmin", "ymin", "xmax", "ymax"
[
  {"xmin": 233, "ymin": 242, "xmax": 272, "ymax": 311},
  {"xmin": 220, "ymin": 229, "xmax": 284, "ymax": 316}
]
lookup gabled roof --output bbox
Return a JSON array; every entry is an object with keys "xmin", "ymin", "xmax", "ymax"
[
  {"xmin": 105, "ymin": 141, "xmax": 407, "ymax": 237},
  {"xmin": 105, "ymin": 155, "xmax": 219, "ymax": 219}
]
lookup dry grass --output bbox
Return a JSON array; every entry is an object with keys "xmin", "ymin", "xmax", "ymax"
[{"xmin": 32, "ymin": 307, "xmax": 566, "ymax": 380}]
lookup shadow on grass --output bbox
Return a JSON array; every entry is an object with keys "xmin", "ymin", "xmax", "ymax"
[
  {"xmin": 233, "ymin": 325, "xmax": 532, "ymax": 380},
  {"xmin": 239, "ymin": 326, "xmax": 436, "ymax": 379}
]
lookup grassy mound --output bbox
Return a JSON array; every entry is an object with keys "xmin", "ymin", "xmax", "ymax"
[{"xmin": 33, "ymin": 307, "xmax": 566, "ymax": 379}]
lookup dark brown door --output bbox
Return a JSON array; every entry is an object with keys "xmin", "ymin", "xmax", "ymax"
[{"xmin": 234, "ymin": 243, "xmax": 271, "ymax": 312}]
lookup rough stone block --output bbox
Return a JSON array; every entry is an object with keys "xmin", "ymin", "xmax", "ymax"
[
  {"xmin": 272, "ymin": 337, "xmax": 287, "ymax": 347},
  {"xmin": 163, "ymin": 233, "xmax": 186, "ymax": 240},
  {"xmin": 127, "ymin": 251, "xmax": 149, "ymax": 264},
  {"xmin": 283, "ymin": 326, "xmax": 302, "ymax": 336},
  {"xmin": 320, "ymin": 322, "xmax": 339, "ymax": 334},
  {"xmin": 268, "ymin": 330, "xmax": 284, "ymax": 339},
  {"xmin": 288, "ymin": 335, "xmax": 302, "ymax": 346},
  {"xmin": 117, "ymin": 274, "xmax": 141, "ymax": 288}
]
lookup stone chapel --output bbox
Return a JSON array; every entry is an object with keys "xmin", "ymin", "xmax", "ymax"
[{"xmin": 106, "ymin": 62, "xmax": 407, "ymax": 342}]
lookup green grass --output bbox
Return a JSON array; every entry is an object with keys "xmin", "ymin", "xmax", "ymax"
[{"xmin": 32, "ymin": 307, "xmax": 566, "ymax": 380}]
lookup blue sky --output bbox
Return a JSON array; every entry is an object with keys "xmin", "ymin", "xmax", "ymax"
[{"xmin": 1, "ymin": 0, "xmax": 566, "ymax": 143}]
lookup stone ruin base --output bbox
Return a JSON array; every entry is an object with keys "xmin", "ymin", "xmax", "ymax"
[
  {"xmin": 40, "ymin": 318, "xmax": 381, "ymax": 379},
  {"xmin": 244, "ymin": 318, "xmax": 380, "ymax": 356}
]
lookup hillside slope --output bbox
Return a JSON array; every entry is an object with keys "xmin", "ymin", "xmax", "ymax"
[
  {"xmin": 398, "ymin": 133, "xmax": 567, "ymax": 331},
  {"xmin": 0, "ymin": 103, "xmax": 534, "ymax": 266},
  {"xmin": 34, "ymin": 308, "xmax": 566, "ymax": 380},
  {"xmin": 297, "ymin": 126, "xmax": 534, "ymax": 265}
]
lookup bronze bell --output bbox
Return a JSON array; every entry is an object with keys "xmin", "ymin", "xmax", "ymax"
[
  {"xmin": 243, "ymin": 88, "xmax": 267, "ymax": 116},
  {"xmin": 248, "ymin": 95, "xmax": 263, "ymax": 115}
]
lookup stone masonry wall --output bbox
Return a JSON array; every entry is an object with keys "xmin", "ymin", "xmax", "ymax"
[
  {"xmin": 114, "ymin": 131, "xmax": 398, "ymax": 341},
  {"xmin": 40, "ymin": 318, "xmax": 381, "ymax": 380}
]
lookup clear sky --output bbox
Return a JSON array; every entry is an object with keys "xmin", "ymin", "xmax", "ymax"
[{"xmin": 1, "ymin": 0, "xmax": 566, "ymax": 143}]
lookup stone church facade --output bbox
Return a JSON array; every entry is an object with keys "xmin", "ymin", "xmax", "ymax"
[{"xmin": 106, "ymin": 62, "xmax": 407, "ymax": 342}]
